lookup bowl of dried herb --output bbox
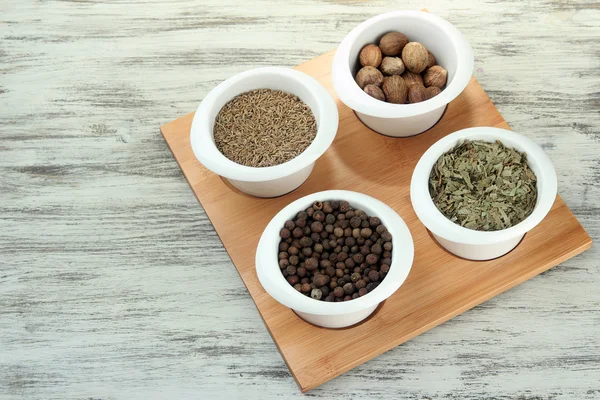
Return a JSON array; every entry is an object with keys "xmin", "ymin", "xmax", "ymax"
[
  {"xmin": 410, "ymin": 127, "xmax": 557, "ymax": 261},
  {"xmin": 190, "ymin": 67, "xmax": 339, "ymax": 198},
  {"xmin": 256, "ymin": 190, "xmax": 414, "ymax": 328}
]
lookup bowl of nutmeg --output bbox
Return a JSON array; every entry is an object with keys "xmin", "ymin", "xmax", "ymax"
[
  {"xmin": 332, "ymin": 10, "xmax": 474, "ymax": 137},
  {"xmin": 256, "ymin": 190, "xmax": 414, "ymax": 328}
]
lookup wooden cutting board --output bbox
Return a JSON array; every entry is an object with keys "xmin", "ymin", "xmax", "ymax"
[{"xmin": 159, "ymin": 49, "xmax": 592, "ymax": 392}]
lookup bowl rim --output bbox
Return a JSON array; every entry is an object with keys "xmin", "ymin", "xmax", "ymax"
[
  {"xmin": 331, "ymin": 10, "xmax": 474, "ymax": 118},
  {"xmin": 410, "ymin": 127, "xmax": 558, "ymax": 245},
  {"xmin": 256, "ymin": 190, "xmax": 414, "ymax": 315},
  {"xmin": 190, "ymin": 67, "xmax": 339, "ymax": 182}
]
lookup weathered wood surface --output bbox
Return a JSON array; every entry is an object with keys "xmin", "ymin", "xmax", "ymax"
[{"xmin": 1, "ymin": 1, "xmax": 599, "ymax": 399}]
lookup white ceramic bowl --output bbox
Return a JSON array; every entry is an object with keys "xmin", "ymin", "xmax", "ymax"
[
  {"xmin": 190, "ymin": 67, "xmax": 339, "ymax": 198},
  {"xmin": 332, "ymin": 10, "xmax": 474, "ymax": 137},
  {"xmin": 411, "ymin": 127, "xmax": 558, "ymax": 260},
  {"xmin": 256, "ymin": 190, "xmax": 414, "ymax": 328}
]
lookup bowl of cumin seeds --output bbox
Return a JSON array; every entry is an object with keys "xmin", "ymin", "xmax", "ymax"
[{"xmin": 190, "ymin": 67, "xmax": 339, "ymax": 198}]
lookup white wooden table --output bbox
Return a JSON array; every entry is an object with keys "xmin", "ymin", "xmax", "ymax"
[{"xmin": 1, "ymin": 1, "xmax": 599, "ymax": 398}]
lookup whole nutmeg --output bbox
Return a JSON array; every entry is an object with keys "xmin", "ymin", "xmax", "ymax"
[
  {"xmin": 408, "ymin": 85, "xmax": 427, "ymax": 103},
  {"xmin": 401, "ymin": 71, "xmax": 424, "ymax": 89},
  {"xmin": 379, "ymin": 57, "xmax": 405, "ymax": 76},
  {"xmin": 382, "ymin": 75, "xmax": 407, "ymax": 104},
  {"xmin": 427, "ymin": 51, "xmax": 436, "ymax": 68},
  {"xmin": 379, "ymin": 31, "xmax": 409, "ymax": 56},
  {"xmin": 363, "ymin": 84, "xmax": 385, "ymax": 101},
  {"xmin": 355, "ymin": 66, "xmax": 383, "ymax": 89},
  {"xmin": 423, "ymin": 65, "xmax": 448, "ymax": 88},
  {"xmin": 401, "ymin": 42, "xmax": 429, "ymax": 74},
  {"xmin": 359, "ymin": 44, "xmax": 382, "ymax": 68},
  {"xmin": 425, "ymin": 86, "xmax": 442, "ymax": 100}
]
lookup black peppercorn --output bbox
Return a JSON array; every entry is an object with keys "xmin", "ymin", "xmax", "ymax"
[
  {"xmin": 383, "ymin": 241, "xmax": 393, "ymax": 252},
  {"xmin": 371, "ymin": 243, "xmax": 382, "ymax": 255},
  {"xmin": 320, "ymin": 259, "xmax": 332, "ymax": 269},
  {"xmin": 345, "ymin": 210, "xmax": 355, "ymax": 219},
  {"xmin": 287, "ymin": 275, "xmax": 299, "ymax": 285},
  {"xmin": 306, "ymin": 207, "xmax": 315, "ymax": 217},
  {"xmin": 299, "ymin": 237, "xmax": 312, "ymax": 248},
  {"xmin": 360, "ymin": 245, "xmax": 370, "ymax": 255},
  {"xmin": 365, "ymin": 239, "xmax": 373, "ymax": 247},
  {"xmin": 284, "ymin": 220, "xmax": 295, "ymax": 230},
  {"xmin": 323, "ymin": 202, "xmax": 333, "ymax": 213},
  {"xmin": 325, "ymin": 224, "xmax": 334, "ymax": 234},
  {"xmin": 279, "ymin": 242, "xmax": 289, "ymax": 252},
  {"xmin": 295, "ymin": 219, "xmax": 306, "ymax": 228},
  {"xmin": 357, "ymin": 237, "xmax": 365, "ymax": 245},
  {"xmin": 369, "ymin": 216, "xmax": 381, "ymax": 227},
  {"xmin": 286, "ymin": 265, "xmax": 297, "ymax": 276},
  {"xmin": 294, "ymin": 283, "xmax": 302, "ymax": 292},
  {"xmin": 343, "ymin": 282, "xmax": 354, "ymax": 294},
  {"xmin": 356, "ymin": 279, "xmax": 366, "ymax": 289},
  {"xmin": 339, "ymin": 201, "xmax": 350, "ymax": 212},
  {"xmin": 331, "ymin": 200, "xmax": 340, "ymax": 210},
  {"xmin": 279, "ymin": 252, "xmax": 288, "ymax": 260},
  {"xmin": 320, "ymin": 286, "xmax": 330, "ymax": 297},
  {"xmin": 352, "ymin": 293, "xmax": 360, "ymax": 299},
  {"xmin": 280, "ymin": 228, "xmax": 291, "ymax": 239},
  {"xmin": 366, "ymin": 253, "xmax": 378, "ymax": 265},
  {"xmin": 297, "ymin": 266, "xmax": 307, "ymax": 277},
  {"xmin": 360, "ymin": 228, "xmax": 372, "ymax": 238},
  {"xmin": 368, "ymin": 269, "xmax": 380, "ymax": 282},
  {"xmin": 289, "ymin": 255, "xmax": 299, "ymax": 266},
  {"xmin": 325, "ymin": 214, "xmax": 336, "ymax": 224},
  {"xmin": 333, "ymin": 227, "xmax": 344, "ymax": 238},
  {"xmin": 381, "ymin": 231, "xmax": 392, "ymax": 242},
  {"xmin": 304, "ymin": 257, "xmax": 318, "ymax": 270},
  {"xmin": 376, "ymin": 225, "xmax": 387, "ymax": 234},
  {"xmin": 359, "ymin": 213, "xmax": 368, "ymax": 221},
  {"xmin": 333, "ymin": 286, "xmax": 344, "ymax": 297},
  {"xmin": 313, "ymin": 210, "xmax": 325, "ymax": 222},
  {"xmin": 352, "ymin": 253, "xmax": 364, "ymax": 263},
  {"xmin": 359, "ymin": 288, "xmax": 368, "ymax": 297},
  {"xmin": 314, "ymin": 243, "xmax": 324, "ymax": 253},
  {"xmin": 361, "ymin": 220, "xmax": 370, "ymax": 228},
  {"xmin": 279, "ymin": 259, "xmax": 289, "ymax": 269},
  {"xmin": 351, "ymin": 272, "xmax": 361, "ymax": 282},
  {"xmin": 335, "ymin": 268, "xmax": 344, "ymax": 278},
  {"xmin": 313, "ymin": 274, "xmax": 329, "ymax": 287},
  {"xmin": 292, "ymin": 227, "xmax": 303, "ymax": 238},
  {"xmin": 345, "ymin": 258, "xmax": 355, "ymax": 269},
  {"xmin": 381, "ymin": 264, "xmax": 390, "ymax": 274},
  {"xmin": 302, "ymin": 247, "xmax": 312, "ymax": 257},
  {"xmin": 350, "ymin": 216, "xmax": 361, "ymax": 228},
  {"xmin": 325, "ymin": 266, "xmax": 335, "ymax": 277},
  {"xmin": 381, "ymin": 257, "xmax": 391, "ymax": 266},
  {"xmin": 365, "ymin": 282, "xmax": 375, "ymax": 292},
  {"xmin": 352, "ymin": 228, "xmax": 361, "ymax": 238},
  {"xmin": 382, "ymin": 251, "xmax": 391, "ymax": 258},
  {"xmin": 310, "ymin": 232, "xmax": 321, "ymax": 243},
  {"xmin": 301, "ymin": 282, "xmax": 311, "ymax": 293},
  {"xmin": 350, "ymin": 245, "xmax": 359, "ymax": 254},
  {"xmin": 337, "ymin": 213, "xmax": 346, "ymax": 221},
  {"xmin": 301, "ymin": 277, "xmax": 310, "ymax": 284},
  {"xmin": 324, "ymin": 295, "xmax": 334, "ymax": 302}
]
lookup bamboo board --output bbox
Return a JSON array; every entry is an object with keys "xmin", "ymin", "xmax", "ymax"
[{"xmin": 159, "ymin": 50, "xmax": 592, "ymax": 392}]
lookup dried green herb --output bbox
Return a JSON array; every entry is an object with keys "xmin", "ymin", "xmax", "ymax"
[
  {"xmin": 429, "ymin": 140, "xmax": 538, "ymax": 231},
  {"xmin": 213, "ymin": 89, "xmax": 317, "ymax": 167}
]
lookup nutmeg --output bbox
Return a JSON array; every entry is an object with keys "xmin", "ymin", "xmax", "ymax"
[
  {"xmin": 401, "ymin": 42, "xmax": 429, "ymax": 74},
  {"xmin": 379, "ymin": 57, "xmax": 405, "ymax": 76},
  {"xmin": 378, "ymin": 32, "xmax": 409, "ymax": 56},
  {"xmin": 359, "ymin": 44, "xmax": 382, "ymax": 68},
  {"xmin": 382, "ymin": 75, "xmax": 407, "ymax": 104},
  {"xmin": 363, "ymin": 84, "xmax": 385, "ymax": 101},
  {"xmin": 401, "ymin": 71, "xmax": 424, "ymax": 89},
  {"xmin": 427, "ymin": 51, "xmax": 436, "ymax": 68},
  {"xmin": 423, "ymin": 65, "xmax": 448, "ymax": 88},
  {"xmin": 355, "ymin": 66, "xmax": 383, "ymax": 89},
  {"xmin": 425, "ymin": 86, "xmax": 442, "ymax": 100},
  {"xmin": 408, "ymin": 85, "xmax": 427, "ymax": 103}
]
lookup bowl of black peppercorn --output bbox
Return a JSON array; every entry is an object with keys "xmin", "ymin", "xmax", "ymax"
[{"xmin": 256, "ymin": 190, "xmax": 414, "ymax": 328}]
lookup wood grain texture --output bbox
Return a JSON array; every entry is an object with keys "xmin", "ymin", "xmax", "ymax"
[
  {"xmin": 1, "ymin": 0, "xmax": 599, "ymax": 399},
  {"xmin": 160, "ymin": 50, "xmax": 591, "ymax": 392}
]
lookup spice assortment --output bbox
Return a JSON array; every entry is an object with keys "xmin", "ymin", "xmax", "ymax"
[
  {"xmin": 355, "ymin": 32, "xmax": 448, "ymax": 104},
  {"xmin": 213, "ymin": 89, "xmax": 317, "ymax": 167},
  {"xmin": 429, "ymin": 140, "xmax": 538, "ymax": 231},
  {"xmin": 278, "ymin": 200, "xmax": 393, "ymax": 302}
]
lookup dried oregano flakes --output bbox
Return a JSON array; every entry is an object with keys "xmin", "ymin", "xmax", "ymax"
[
  {"xmin": 213, "ymin": 89, "xmax": 317, "ymax": 168},
  {"xmin": 429, "ymin": 140, "xmax": 538, "ymax": 231}
]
